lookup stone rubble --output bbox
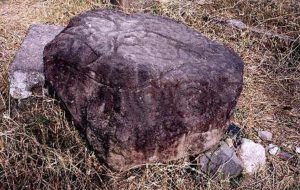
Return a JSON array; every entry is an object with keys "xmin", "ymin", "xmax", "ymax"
[{"xmin": 258, "ymin": 130, "xmax": 272, "ymax": 141}]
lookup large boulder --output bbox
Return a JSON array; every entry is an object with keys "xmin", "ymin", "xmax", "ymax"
[{"xmin": 44, "ymin": 9, "xmax": 243, "ymax": 171}]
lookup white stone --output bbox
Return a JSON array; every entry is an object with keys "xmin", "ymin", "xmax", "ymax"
[
  {"xmin": 295, "ymin": 147, "xmax": 300, "ymax": 154},
  {"xmin": 268, "ymin": 146, "xmax": 279, "ymax": 155},
  {"xmin": 267, "ymin": 144, "xmax": 275, "ymax": 149},
  {"xmin": 238, "ymin": 138, "xmax": 266, "ymax": 174},
  {"xmin": 258, "ymin": 130, "xmax": 272, "ymax": 141}
]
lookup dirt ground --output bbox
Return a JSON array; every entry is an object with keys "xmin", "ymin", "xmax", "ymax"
[{"xmin": 0, "ymin": 0, "xmax": 299, "ymax": 189}]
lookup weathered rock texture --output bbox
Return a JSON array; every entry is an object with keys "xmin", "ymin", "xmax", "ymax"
[
  {"xmin": 9, "ymin": 24, "xmax": 63, "ymax": 99},
  {"xmin": 44, "ymin": 9, "xmax": 244, "ymax": 171},
  {"xmin": 200, "ymin": 142, "xmax": 243, "ymax": 177}
]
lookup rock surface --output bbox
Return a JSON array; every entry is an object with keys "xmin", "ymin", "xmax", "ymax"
[
  {"xmin": 200, "ymin": 142, "xmax": 243, "ymax": 177},
  {"xmin": 44, "ymin": 9, "xmax": 244, "ymax": 171},
  {"xmin": 238, "ymin": 138, "xmax": 266, "ymax": 174},
  {"xmin": 9, "ymin": 24, "xmax": 63, "ymax": 99}
]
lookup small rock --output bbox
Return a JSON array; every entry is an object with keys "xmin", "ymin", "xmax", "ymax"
[
  {"xmin": 9, "ymin": 24, "xmax": 63, "ymax": 99},
  {"xmin": 226, "ymin": 19, "xmax": 247, "ymax": 30},
  {"xmin": 266, "ymin": 143, "xmax": 278, "ymax": 151},
  {"xmin": 238, "ymin": 138, "xmax": 266, "ymax": 174},
  {"xmin": 268, "ymin": 146, "xmax": 279, "ymax": 155},
  {"xmin": 200, "ymin": 142, "xmax": 243, "ymax": 177},
  {"xmin": 226, "ymin": 123, "xmax": 241, "ymax": 138},
  {"xmin": 225, "ymin": 138, "xmax": 234, "ymax": 148},
  {"xmin": 295, "ymin": 147, "xmax": 300, "ymax": 154},
  {"xmin": 277, "ymin": 151, "xmax": 293, "ymax": 160},
  {"xmin": 258, "ymin": 130, "xmax": 272, "ymax": 141}
]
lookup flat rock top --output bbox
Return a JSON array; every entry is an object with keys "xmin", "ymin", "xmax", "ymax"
[
  {"xmin": 9, "ymin": 24, "xmax": 63, "ymax": 99},
  {"xmin": 46, "ymin": 9, "xmax": 243, "ymax": 90},
  {"xmin": 10, "ymin": 24, "xmax": 63, "ymax": 72}
]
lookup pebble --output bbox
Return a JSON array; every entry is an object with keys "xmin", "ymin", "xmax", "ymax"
[
  {"xmin": 295, "ymin": 147, "xmax": 300, "ymax": 154},
  {"xmin": 277, "ymin": 151, "xmax": 293, "ymax": 160},
  {"xmin": 268, "ymin": 146, "xmax": 279, "ymax": 155},
  {"xmin": 226, "ymin": 19, "xmax": 247, "ymax": 29},
  {"xmin": 258, "ymin": 131, "xmax": 272, "ymax": 141}
]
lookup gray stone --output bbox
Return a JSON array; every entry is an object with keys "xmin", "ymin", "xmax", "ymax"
[
  {"xmin": 44, "ymin": 9, "xmax": 244, "ymax": 171},
  {"xmin": 258, "ymin": 130, "xmax": 272, "ymax": 141},
  {"xmin": 200, "ymin": 142, "xmax": 243, "ymax": 177},
  {"xmin": 9, "ymin": 24, "xmax": 63, "ymax": 99},
  {"xmin": 226, "ymin": 19, "xmax": 246, "ymax": 30},
  {"xmin": 277, "ymin": 151, "xmax": 294, "ymax": 160},
  {"xmin": 238, "ymin": 138, "xmax": 266, "ymax": 174}
]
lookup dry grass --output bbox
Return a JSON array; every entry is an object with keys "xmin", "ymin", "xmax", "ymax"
[{"xmin": 0, "ymin": 0, "xmax": 299, "ymax": 189}]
